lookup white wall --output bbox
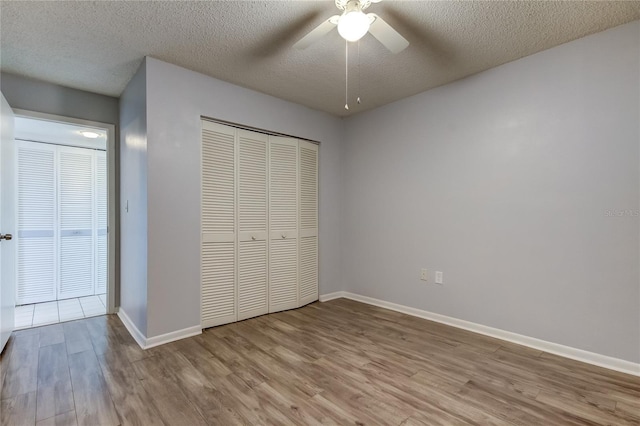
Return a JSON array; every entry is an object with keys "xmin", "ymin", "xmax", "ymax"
[
  {"xmin": 342, "ymin": 21, "xmax": 640, "ymax": 363},
  {"xmin": 144, "ymin": 57, "xmax": 344, "ymax": 337},
  {"xmin": 119, "ymin": 60, "xmax": 148, "ymax": 334}
]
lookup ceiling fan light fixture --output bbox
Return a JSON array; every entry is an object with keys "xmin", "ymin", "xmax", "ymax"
[{"xmin": 337, "ymin": 9, "xmax": 370, "ymax": 42}]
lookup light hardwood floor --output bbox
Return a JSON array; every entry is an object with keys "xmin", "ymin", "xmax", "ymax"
[{"xmin": 1, "ymin": 298, "xmax": 638, "ymax": 425}]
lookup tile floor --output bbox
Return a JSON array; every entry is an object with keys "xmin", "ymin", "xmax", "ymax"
[{"xmin": 14, "ymin": 294, "xmax": 107, "ymax": 330}]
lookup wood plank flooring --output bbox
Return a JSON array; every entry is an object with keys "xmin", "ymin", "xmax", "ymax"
[{"xmin": 1, "ymin": 298, "xmax": 638, "ymax": 425}]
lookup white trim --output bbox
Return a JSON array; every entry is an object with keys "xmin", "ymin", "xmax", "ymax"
[
  {"xmin": 320, "ymin": 292, "xmax": 640, "ymax": 377},
  {"xmin": 118, "ymin": 307, "xmax": 202, "ymax": 349},
  {"xmin": 117, "ymin": 308, "xmax": 146, "ymax": 349},
  {"xmin": 318, "ymin": 291, "xmax": 347, "ymax": 302},
  {"xmin": 145, "ymin": 326, "xmax": 202, "ymax": 349}
]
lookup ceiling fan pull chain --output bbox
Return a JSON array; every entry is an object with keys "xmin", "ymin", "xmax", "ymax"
[
  {"xmin": 357, "ymin": 40, "xmax": 361, "ymax": 104},
  {"xmin": 345, "ymin": 39, "xmax": 349, "ymax": 110}
]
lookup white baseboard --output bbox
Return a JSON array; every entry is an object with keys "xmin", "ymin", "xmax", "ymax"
[
  {"xmin": 318, "ymin": 291, "xmax": 347, "ymax": 302},
  {"xmin": 320, "ymin": 292, "xmax": 640, "ymax": 377},
  {"xmin": 117, "ymin": 308, "xmax": 147, "ymax": 349},
  {"xmin": 117, "ymin": 308, "xmax": 202, "ymax": 349},
  {"xmin": 145, "ymin": 325, "xmax": 202, "ymax": 349}
]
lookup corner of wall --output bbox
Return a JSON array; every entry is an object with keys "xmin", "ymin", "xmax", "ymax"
[
  {"xmin": 118, "ymin": 59, "xmax": 149, "ymax": 337},
  {"xmin": 337, "ymin": 22, "xmax": 640, "ymax": 364}
]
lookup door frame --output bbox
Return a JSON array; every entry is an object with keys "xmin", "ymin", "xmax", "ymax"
[
  {"xmin": 1, "ymin": 92, "xmax": 16, "ymax": 354},
  {"xmin": 13, "ymin": 109, "xmax": 117, "ymax": 314}
]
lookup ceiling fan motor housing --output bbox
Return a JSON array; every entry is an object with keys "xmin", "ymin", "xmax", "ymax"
[
  {"xmin": 293, "ymin": 0, "xmax": 407, "ymax": 54},
  {"xmin": 336, "ymin": 0, "xmax": 373, "ymax": 13}
]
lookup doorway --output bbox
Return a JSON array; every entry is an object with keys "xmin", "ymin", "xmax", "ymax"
[{"xmin": 12, "ymin": 114, "xmax": 115, "ymax": 329}]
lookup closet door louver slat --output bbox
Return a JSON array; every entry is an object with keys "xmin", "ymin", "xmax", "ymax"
[{"xmin": 201, "ymin": 122, "xmax": 237, "ymax": 327}]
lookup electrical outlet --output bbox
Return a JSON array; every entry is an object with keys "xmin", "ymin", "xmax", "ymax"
[
  {"xmin": 420, "ymin": 269, "xmax": 428, "ymax": 281},
  {"xmin": 435, "ymin": 271, "xmax": 444, "ymax": 284}
]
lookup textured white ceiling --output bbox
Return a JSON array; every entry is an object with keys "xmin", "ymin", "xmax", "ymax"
[{"xmin": 1, "ymin": 1, "xmax": 638, "ymax": 117}]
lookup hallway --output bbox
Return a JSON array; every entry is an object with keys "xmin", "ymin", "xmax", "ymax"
[{"xmin": 14, "ymin": 295, "xmax": 107, "ymax": 330}]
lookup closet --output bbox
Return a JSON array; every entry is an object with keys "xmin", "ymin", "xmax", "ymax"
[
  {"xmin": 201, "ymin": 120, "xmax": 318, "ymax": 328},
  {"xmin": 16, "ymin": 141, "xmax": 107, "ymax": 305}
]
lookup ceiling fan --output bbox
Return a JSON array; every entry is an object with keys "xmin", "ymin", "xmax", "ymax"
[{"xmin": 293, "ymin": 0, "xmax": 409, "ymax": 54}]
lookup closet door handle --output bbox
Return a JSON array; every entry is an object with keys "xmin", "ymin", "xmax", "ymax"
[
  {"xmin": 251, "ymin": 236, "xmax": 256, "ymax": 241},
  {"xmin": 0, "ymin": 233, "xmax": 12, "ymax": 241},
  {"xmin": 281, "ymin": 234, "xmax": 286, "ymax": 239}
]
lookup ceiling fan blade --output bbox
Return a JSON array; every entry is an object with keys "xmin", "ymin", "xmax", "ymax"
[
  {"xmin": 293, "ymin": 16, "xmax": 339, "ymax": 50},
  {"xmin": 367, "ymin": 13, "xmax": 409, "ymax": 54}
]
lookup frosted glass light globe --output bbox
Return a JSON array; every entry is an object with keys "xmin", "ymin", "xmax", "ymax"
[
  {"xmin": 80, "ymin": 131, "xmax": 100, "ymax": 139},
  {"xmin": 337, "ymin": 10, "xmax": 370, "ymax": 42}
]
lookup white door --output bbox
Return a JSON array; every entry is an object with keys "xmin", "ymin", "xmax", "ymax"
[
  {"xmin": 268, "ymin": 136, "xmax": 299, "ymax": 313},
  {"xmin": 298, "ymin": 141, "xmax": 319, "ymax": 306},
  {"xmin": 0, "ymin": 93, "xmax": 16, "ymax": 353},
  {"xmin": 16, "ymin": 142, "xmax": 104, "ymax": 304},
  {"xmin": 201, "ymin": 121, "xmax": 237, "ymax": 328},
  {"xmin": 237, "ymin": 130, "xmax": 268, "ymax": 321},
  {"xmin": 57, "ymin": 146, "xmax": 96, "ymax": 299},
  {"xmin": 16, "ymin": 141, "xmax": 56, "ymax": 304}
]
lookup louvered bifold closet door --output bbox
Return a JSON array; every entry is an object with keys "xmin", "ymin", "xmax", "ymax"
[
  {"xmin": 58, "ymin": 146, "xmax": 95, "ymax": 299},
  {"xmin": 237, "ymin": 130, "xmax": 269, "ymax": 320},
  {"xmin": 268, "ymin": 136, "xmax": 299, "ymax": 313},
  {"xmin": 16, "ymin": 142, "xmax": 57, "ymax": 305},
  {"xmin": 298, "ymin": 141, "xmax": 319, "ymax": 306},
  {"xmin": 95, "ymin": 151, "xmax": 108, "ymax": 295},
  {"xmin": 201, "ymin": 121, "xmax": 237, "ymax": 328}
]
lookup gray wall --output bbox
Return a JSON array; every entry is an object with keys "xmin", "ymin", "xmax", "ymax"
[
  {"xmin": 144, "ymin": 57, "xmax": 344, "ymax": 337},
  {"xmin": 119, "ymin": 60, "xmax": 148, "ymax": 334},
  {"xmin": 342, "ymin": 21, "xmax": 640, "ymax": 363},
  {"xmin": 1, "ymin": 72, "xmax": 119, "ymax": 125}
]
